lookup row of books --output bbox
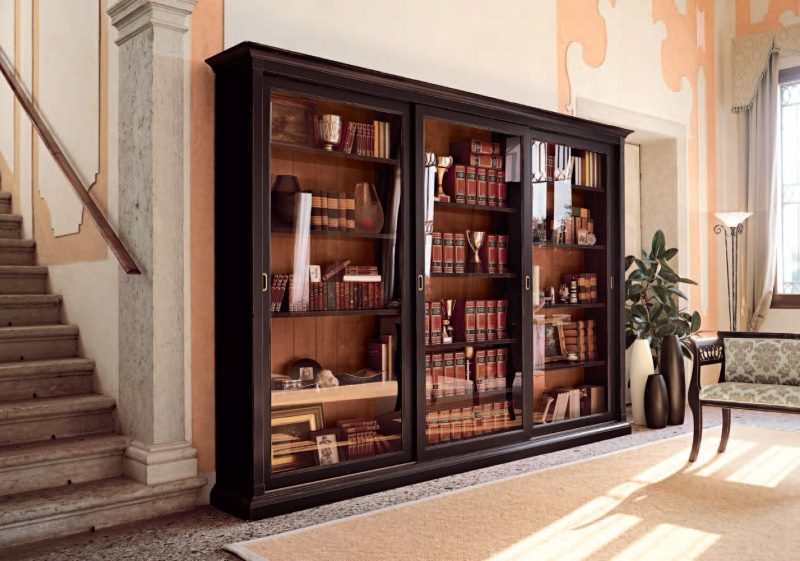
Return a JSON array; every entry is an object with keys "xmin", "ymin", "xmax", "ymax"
[
  {"xmin": 305, "ymin": 280, "xmax": 386, "ymax": 311},
  {"xmin": 426, "ymin": 402, "xmax": 519, "ymax": 445},
  {"xmin": 431, "ymin": 233, "xmax": 509, "ymax": 274},
  {"xmin": 443, "ymin": 166, "xmax": 508, "ymax": 207},
  {"xmin": 563, "ymin": 319, "xmax": 598, "ymax": 361},
  {"xmin": 563, "ymin": 273, "xmax": 599, "ymax": 303},
  {"xmin": 424, "ymin": 348, "xmax": 509, "ymax": 399},
  {"xmin": 537, "ymin": 385, "xmax": 604, "ymax": 423},
  {"xmin": 531, "ymin": 140, "xmax": 604, "ymax": 188},
  {"xmin": 310, "ymin": 191, "xmax": 356, "ymax": 231},
  {"xmin": 424, "ymin": 299, "xmax": 508, "ymax": 345},
  {"xmin": 450, "ymin": 139, "xmax": 504, "ymax": 170},
  {"xmin": 336, "ymin": 120, "xmax": 392, "ymax": 159},
  {"xmin": 367, "ymin": 334, "xmax": 395, "ymax": 380},
  {"xmin": 554, "ymin": 206, "xmax": 595, "ymax": 245},
  {"xmin": 573, "ymin": 152, "xmax": 603, "ymax": 188},
  {"xmin": 336, "ymin": 418, "xmax": 392, "ymax": 460}
]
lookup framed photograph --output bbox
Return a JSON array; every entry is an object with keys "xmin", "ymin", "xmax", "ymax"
[
  {"xmin": 308, "ymin": 264, "xmax": 321, "ymax": 283},
  {"xmin": 270, "ymin": 94, "xmax": 314, "ymax": 146},
  {"xmin": 270, "ymin": 405, "xmax": 324, "ymax": 472},
  {"xmin": 577, "ymin": 228, "xmax": 589, "ymax": 246},
  {"xmin": 539, "ymin": 318, "xmax": 566, "ymax": 363},
  {"xmin": 311, "ymin": 429, "xmax": 341, "ymax": 465}
]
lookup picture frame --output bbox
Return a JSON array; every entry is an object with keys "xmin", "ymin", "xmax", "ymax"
[
  {"xmin": 539, "ymin": 318, "xmax": 566, "ymax": 363},
  {"xmin": 270, "ymin": 94, "xmax": 314, "ymax": 146},
  {"xmin": 270, "ymin": 405, "xmax": 325, "ymax": 472},
  {"xmin": 310, "ymin": 428, "xmax": 341, "ymax": 465}
]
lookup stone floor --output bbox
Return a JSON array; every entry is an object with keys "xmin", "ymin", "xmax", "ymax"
[{"xmin": 5, "ymin": 409, "xmax": 799, "ymax": 561}]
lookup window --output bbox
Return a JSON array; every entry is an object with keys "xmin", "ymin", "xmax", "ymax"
[{"xmin": 774, "ymin": 69, "xmax": 800, "ymax": 308}]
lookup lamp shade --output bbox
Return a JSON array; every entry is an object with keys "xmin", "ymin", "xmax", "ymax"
[{"xmin": 714, "ymin": 211, "xmax": 752, "ymax": 228}]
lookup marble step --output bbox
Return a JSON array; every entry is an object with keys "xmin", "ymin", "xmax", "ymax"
[
  {"xmin": 0, "ymin": 239, "xmax": 35, "ymax": 266},
  {"xmin": 0, "ymin": 394, "xmax": 115, "ymax": 446},
  {"xmin": 0, "ymin": 433, "xmax": 127, "ymax": 496},
  {"xmin": 0, "ymin": 192, "xmax": 11, "ymax": 214},
  {"xmin": 0, "ymin": 357, "xmax": 95, "ymax": 401},
  {"xmin": 0, "ymin": 266, "xmax": 48, "ymax": 294},
  {"xmin": 0, "ymin": 214, "xmax": 22, "ymax": 239},
  {"xmin": 0, "ymin": 324, "xmax": 78, "ymax": 361},
  {"xmin": 0, "ymin": 475, "xmax": 206, "ymax": 547},
  {"xmin": 0, "ymin": 294, "xmax": 62, "ymax": 326}
]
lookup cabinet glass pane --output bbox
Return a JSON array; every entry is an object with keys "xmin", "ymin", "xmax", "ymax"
[
  {"xmin": 268, "ymin": 90, "xmax": 403, "ymax": 474},
  {"xmin": 422, "ymin": 116, "xmax": 523, "ymax": 447},
  {"xmin": 530, "ymin": 139, "xmax": 609, "ymax": 425}
]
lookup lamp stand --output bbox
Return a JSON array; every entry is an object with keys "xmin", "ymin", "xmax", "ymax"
[{"xmin": 714, "ymin": 223, "xmax": 744, "ymax": 331}]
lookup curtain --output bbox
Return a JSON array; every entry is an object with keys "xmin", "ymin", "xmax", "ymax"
[{"xmin": 741, "ymin": 51, "xmax": 779, "ymax": 331}]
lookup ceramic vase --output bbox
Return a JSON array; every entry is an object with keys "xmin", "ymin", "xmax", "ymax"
[
  {"xmin": 645, "ymin": 373, "xmax": 668, "ymax": 429},
  {"xmin": 629, "ymin": 338, "xmax": 654, "ymax": 425},
  {"xmin": 659, "ymin": 334, "xmax": 686, "ymax": 425},
  {"xmin": 354, "ymin": 182, "xmax": 384, "ymax": 233},
  {"xmin": 271, "ymin": 175, "xmax": 301, "ymax": 227}
]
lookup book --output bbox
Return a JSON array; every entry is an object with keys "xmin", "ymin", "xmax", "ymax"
[
  {"xmin": 576, "ymin": 384, "xmax": 605, "ymax": 415},
  {"xmin": 450, "ymin": 141, "xmax": 504, "ymax": 168},
  {"xmin": 454, "ymin": 234, "xmax": 466, "ymax": 273},
  {"xmin": 497, "ymin": 171, "xmax": 507, "ymax": 207},
  {"xmin": 430, "ymin": 301, "xmax": 443, "ymax": 345},
  {"xmin": 452, "ymin": 300, "xmax": 476, "ymax": 342},
  {"xmin": 465, "ymin": 167, "xmax": 478, "ymax": 205},
  {"xmin": 475, "ymin": 300, "xmax": 487, "ymax": 342},
  {"xmin": 486, "ymin": 349, "xmax": 498, "ymax": 389},
  {"xmin": 342, "ymin": 274, "xmax": 381, "ymax": 282},
  {"xmin": 444, "ymin": 164, "xmax": 467, "ymax": 204},
  {"xmin": 487, "ymin": 168, "xmax": 498, "ymax": 207},
  {"xmin": 551, "ymin": 389, "xmax": 571, "ymax": 421},
  {"xmin": 431, "ymin": 353, "xmax": 443, "ymax": 399},
  {"xmin": 476, "ymin": 168, "xmax": 488, "ymax": 206},
  {"xmin": 443, "ymin": 233, "xmax": 455, "ymax": 274},
  {"xmin": 443, "ymin": 352, "xmax": 456, "ymax": 397},
  {"xmin": 497, "ymin": 348, "xmax": 508, "ymax": 378},
  {"xmin": 424, "ymin": 302, "xmax": 430, "ymax": 345},
  {"xmin": 431, "ymin": 232, "xmax": 443, "ymax": 273},
  {"xmin": 479, "ymin": 235, "xmax": 498, "ymax": 274},
  {"xmin": 450, "ymin": 139, "xmax": 501, "ymax": 156},
  {"xmin": 311, "ymin": 191, "xmax": 323, "ymax": 230},
  {"xmin": 497, "ymin": 235, "xmax": 508, "ymax": 273},
  {"xmin": 497, "ymin": 299, "xmax": 507, "ymax": 339},
  {"xmin": 322, "ymin": 259, "xmax": 351, "ymax": 281},
  {"xmin": 486, "ymin": 300, "xmax": 497, "ymax": 341},
  {"xmin": 338, "ymin": 192, "xmax": 347, "ymax": 231},
  {"xmin": 455, "ymin": 351, "xmax": 467, "ymax": 394},
  {"xmin": 327, "ymin": 191, "xmax": 339, "ymax": 230},
  {"xmin": 474, "ymin": 350, "xmax": 487, "ymax": 392},
  {"xmin": 425, "ymin": 354, "xmax": 432, "ymax": 399}
]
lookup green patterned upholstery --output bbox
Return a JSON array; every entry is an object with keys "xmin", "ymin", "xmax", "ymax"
[
  {"xmin": 723, "ymin": 338, "xmax": 800, "ymax": 386},
  {"xmin": 700, "ymin": 382, "xmax": 800, "ymax": 410}
]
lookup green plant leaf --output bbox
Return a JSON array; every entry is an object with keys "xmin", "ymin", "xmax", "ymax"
[
  {"xmin": 690, "ymin": 311, "xmax": 701, "ymax": 332},
  {"xmin": 651, "ymin": 230, "xmax": 665, "ymax": 258},
  {"xmin": 625, "ymin": 255, "xmax": 635, "ymax": 271},
  {"xmin": 662, "ymin": 247, "xmax": 678, "ymax": 261},
  {"xmin": 667, "ymin": 286, "xmax": 688, "ymax": 300},
  {"xmin": 658, "ymin": 268, "xmax": 681, "ymax": 283},
  {"xmin": 679, "ymin": 277, "xmax": 698, "ymax": 285}
]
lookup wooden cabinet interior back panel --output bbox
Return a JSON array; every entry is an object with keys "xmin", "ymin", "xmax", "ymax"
[{"xmin": 532, "ymin": 248, "xmax": 585, "ymax": 289}]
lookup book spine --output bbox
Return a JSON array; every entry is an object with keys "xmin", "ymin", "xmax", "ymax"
[
  {"xmin": 311, "ymin": 191, "xmax": 322, "ymax": 230},
  {"xmin": 497, "ymin": 235, "xmax": 508, "ymax": 273},
  {"xmin": 487, "ymin": 168, "xmax": 498, "ymax": 207},
  {"xmin": 439, "ymin": 409, "xmax": 451, "ymax": 442},
  {"xmin": 469, "ymin": 153, "xmax": 503, "ymax": 169},
  {"xmin": 465, "ymin": 167, "xmax": 477, "ymax": 205},
  {"xmin": 424, "ymin": 302, "xmax": 430, "ymax": 346},
  {"xmin": 454, "ymin": 234, "xmax": 466, "ymax": 273},
  {"xmin": 466, "ymin": 300, "xmax": 476, "ymax": 342},
  {"xmin": 476, "ymin": 168, "xmax": 488, "ymax": 206},
  {"xmin": 480, "ymin": 235, "xmax": 498, "ymax": 274},
  {"xmin": 443, "ymin": 233, "xmax": 454, "ymax": 274},
  {"xmin": 432, "ymin": 353, "xmax": 443, "ymax": 399},
  {"xmin": 425, "ymin": 354, "xmax": 432, "ymax": 400},
  {"xmin": 486, "ymin": 299, "xmax": 497, "ymax": 341},
  {"xmin": 486, "ymin": 349, "xmax": 498, "ymax": 389},
  {"xmin": 497, "ymin": 348, "xmax": 508, "ymax": 379},
  {"xmin": 443, "ymin": 352, "xmax": 455, "ymax": 397},
  {"xmin": 450, "ymin": 408, "xmax": 462, "ymax": 440},
  {"xmin": 430, "ymin": 301, "xmax": 443, "ymax": 345},
  {"xmin": 431, "ymin": 232, "xmax": 443, "ymax": 273},
  {"xmin": 444, "ymin": 164, "xmax": 467, "ymax": 204},
  {"xmin": 426, "ymin": 411, "xmax": 438, "ymax": 445},
  {"xmin": 497, "ymin": 171, "xmax": 506, "ymax": 207},
  {"xmin": 475, "ymin": 350, "xmax": 487, "ymax": 392},
  {"xmin": 455, "ymin": 351, "xmax": 466, "ymax": 394},
  {"xmin": 327, "ymin": 191, "xmax": 338, "ymax": 230},
  {"xmin": 338, "ymin": 192, "xmax": 347, "ymax": 232},
  {"xmin": 497, "ymin": 299, "xmax": 507, "ymax": 339},
  {"xmin": 476, "ymin": 300, "xmax": 487, "ymax": 342},
  {"xmin": 461, "ymin": 407, "xmax": 474, "ymax": 438}
]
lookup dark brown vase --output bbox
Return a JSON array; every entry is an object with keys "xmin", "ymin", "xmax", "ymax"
[
  {"xmin": 659, "ymin": 334, "xmax": 686, "ymax": 425},
  {"xmin": 645, "ymin": 373, "xmax": 668, "ymax": 429},
  {"xmin": 271, "ymin": 175, "xmax": 301, "ymax": 227}
]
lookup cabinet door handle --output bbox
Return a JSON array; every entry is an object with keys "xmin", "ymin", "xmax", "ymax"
[
  {"xmin": 262, "ymin": 273, "xmax": 268, "ymax": 292},
  {"xmin": 417, "ymin": 274, "xmax": 424, "ymax": 292},
  {"xmin": 525, "ymin": 275, "xmax": 531, "ymax": 291}
]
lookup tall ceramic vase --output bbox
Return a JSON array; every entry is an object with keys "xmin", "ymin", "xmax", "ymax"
[
  {"xmin": 629, "ymin": 338, "xmax": 655, "ymax": 425},
  {"xmin": 645, "ymin": 373, "xmax": 668, "ymax": 429},
  {"xmin": 659, "ymin": 334, "xmax": 686, "ymax": 425}
]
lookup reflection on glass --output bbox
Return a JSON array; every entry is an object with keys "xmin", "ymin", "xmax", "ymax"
[{"xmin": 269, "ymin": 90, "xmax": 403, "ymax": 474}]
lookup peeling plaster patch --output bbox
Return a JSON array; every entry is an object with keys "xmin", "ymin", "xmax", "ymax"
[
  {"xmin": 750, "ymin": 0, "xmax": 770, "ymax": 25},
  {"xmin": 778, "ymin": 9, "xmax": 800, "ymax": 27}
]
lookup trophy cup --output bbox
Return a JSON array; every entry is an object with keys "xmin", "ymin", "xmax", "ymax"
[
  {"xmin": 319, "ymin": 114, "xmax": 342, "ymax": 150},
  {"xmin": 435, "ymin": 156, "xmax": 454, "ymax": 202},
  {"xmin": 465, "ymin": 345, "xmax": 475, "ymax": 394},
  {"xmin": 465, "ymin": 230, "xmax": 486, "ymax": 273},
  {"xmin": 441, "ymin": 299, "xmax": 456, "ymax": 344}
]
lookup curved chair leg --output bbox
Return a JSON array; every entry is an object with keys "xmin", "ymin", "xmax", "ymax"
[
  {"xmin": 688, "ymin": 398, "xmax": 702, "ymax": 462},
  {"xmin": 718, "ymin": 408, "xmax": 732, "ymax": 453}
]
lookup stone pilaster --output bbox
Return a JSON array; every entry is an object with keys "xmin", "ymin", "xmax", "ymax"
[{"xmin": 109, "ymin": 0, "xmax": 197, "ymax": 485}]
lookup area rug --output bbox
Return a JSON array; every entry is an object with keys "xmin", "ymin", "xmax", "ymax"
[{"xmin": 226, "ymin": 426, "xmax": 800, "ymax": 561}]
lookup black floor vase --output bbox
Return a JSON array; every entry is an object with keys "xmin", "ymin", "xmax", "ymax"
[
  {"xmin": 645, "ymin": 373, "xmax": 669, "ymax": 429},
  {"xmin": 659, "ymin": 335, "xmax": 686, "ymax": 425}
]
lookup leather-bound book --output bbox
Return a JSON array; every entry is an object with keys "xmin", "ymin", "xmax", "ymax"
[
  {"xmin": 444, "ymin": 164, "xmax": 467, "ymax": 204},
  {"xmin": 443, "ymin": 233, "xmax": 455, "ymax": 274},
  {"xmin": 424, "ymin": 302, "xmax": 430, "ymax": 345},
  {"xmin": 450, "ymin": 139, "xmax": 501, "ymax": 156},
  {"xmin": 431, "ymin": 232, "xmax": 443, "ymax": 273},
  {"xmin": 486, "ymin": 349, "xmax": 498, "ymax": 389},
  {"xmin": 430, "ymin": 301, "xmax": 443, "ymax": 345},
  {"xmin": 465, "ymin": 167, "xmax": 478, "ymax": 205},
  {"xmin": 443, "ymin": 352, "xmax": 456, "ymax": 397},
  {"xmin": 486, "ymin": 300, "xmax": 497, "ymax": 341},
  {"xmin": 487, "ymin": 169, "xmax": 498, "ymax": 207},
  {"xmin": 497, "ymin": 299, "xmax": 507, "ymax": 339},
  {"xmin": 476, "ymin": 168, "xmax": 488, "ymax": 206},
  {"xmin": 431, "ymin": 353, "xmax": 443, "ymax": 399},
  {"xmin": 497, "ymin": 235, "xmax": 508, "ymax": 273},
  {"xmin": 452, "ymin": 300, "xmax": 476, "ymax": 342},
  {"xmin": 454, "ymin": 234, "xmax": 466, "ymax": 273},
  {"xmin": 497, "ymin": 171, "xmax": 506, "ymax": 207},
  {"xmin": 475, "ymin": 300, "xmax": 487, "ymax": 342}
]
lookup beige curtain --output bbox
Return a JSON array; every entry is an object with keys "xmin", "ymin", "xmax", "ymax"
[{"xmin": 741, "ymin": 52, "xmax": 779, "ymax": 331}]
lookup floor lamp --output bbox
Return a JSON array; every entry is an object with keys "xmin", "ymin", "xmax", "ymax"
[{"xmin": 714, "ymin": 212, "xmax": 753, "ymax": 332}]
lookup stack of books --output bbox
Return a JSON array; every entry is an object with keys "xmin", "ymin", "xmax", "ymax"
[
  {"xmin": 310, "ymin": 191, "xmax": 355, "ymax": 231},
  {"xmin": 430, "ymin": 232, "xmax": 507, "ymax": 274},
  {"xmin": 337, "ymin": 419, "xmax": 380, "ymax": 460},
  {"xmin": 445, "ymin": 139, "xmax": 507, "ymax": 207},
  {"xmin": 537, "ymin": 384, "xmax": 605, "ymax": 423},
  {"xmin": 556, "ymin": 206, "xmax": 595, "ymax": 245},
  {"xmin": 425, "ymin": 401, "xmax": 516, "ymax": 445},
  {"xmin": 337, "ymin": 120, "xmax": 392, "ymax": 158},
  {"xmin": 563, "ymin": 273, "xmax": 598, "ymax": 303},
  {"xmin": 563, "ymin": 319, "xmax": 597, "ymax": 361}
]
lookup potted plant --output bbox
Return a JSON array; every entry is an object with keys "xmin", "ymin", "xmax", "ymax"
[{"xmin": 625, "ymin": 230, "xmax": 701, "ymax": 426}]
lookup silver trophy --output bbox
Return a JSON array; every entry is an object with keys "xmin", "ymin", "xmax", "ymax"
[
  {"xmin": 319, "ymin": 114, "xmax": 342, "ymax": 150},
  {"xmin": 435, "ymin": 156, "xmax": 453, "ymax": 202}
]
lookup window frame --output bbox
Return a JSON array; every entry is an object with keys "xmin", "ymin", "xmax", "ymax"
[{"xmin": 771, "ymin": 68, "xmax": 800, "ymax": 309}]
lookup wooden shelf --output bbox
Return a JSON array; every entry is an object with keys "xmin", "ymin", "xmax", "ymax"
[
  {"xmin": 271, "ymin": 141, "xmax": 397, "ymax": 165},
  {"xmin": 540, "ymin": 302, "xmax": 605, "ymax": 310},
  {"xmin": 434, "ymin": 201, "xmax": 516, "ymax": 214},
  {"xmin": 271, "ymin": 380, "xmax": 398, "ymax": 407},
  {"xmin": 533, "ymin": 243, "xmax": 605, "ymax": 251},
  {"xmin": 572, "ymin": 184, "xmax": 605, "ymax": 193},
  {"xmin": 430, "ymin": 272, "xmax": 516, "ymax": 279},
  {"xmin": 272, "ymin": 227, "xmax": 396, "ymax": 240},
  {"xmin": 544, "ymin": 360, "xmax": 606, "ymax": 371},
  {"xmin": 272, "ymin": 308, "xmax": 400, "ymax": 318},
  {"xmin": 426, "ymin": 387, "xmax": 516, "ymax": 411},
  {"xmin": 425, "ymin": 338, "xmax": 516, "ymax": 352}
]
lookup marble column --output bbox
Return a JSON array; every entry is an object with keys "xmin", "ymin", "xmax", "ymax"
[{"xmin": 109, "ymin": 0, "xmax": 197, "ymax": 485}]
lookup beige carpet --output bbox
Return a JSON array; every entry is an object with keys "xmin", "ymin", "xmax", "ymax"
[{"xmin": 227, "ymin": 426, "xmax": 800, "ymax": 561}]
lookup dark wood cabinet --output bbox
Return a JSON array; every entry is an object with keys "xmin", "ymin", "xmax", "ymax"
[{"xmin": 208, "ymin": 42, "xmax": 631, "ymax": 520}]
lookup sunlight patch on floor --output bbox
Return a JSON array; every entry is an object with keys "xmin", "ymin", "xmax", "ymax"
[
  {"xmin": 687, "ymin": 439, "xmax": 757, "ymax": 477},
  {"xmin": 726, "ymin": 445, "xmax": 800, "ymax": 488},
  {"xmin": 609, "ymin": 523, "xmax": 720, "ymax": 561}
]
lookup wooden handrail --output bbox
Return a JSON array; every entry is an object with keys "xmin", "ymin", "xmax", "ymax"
[{"xmin": 0, "ymin": 48, "xmax": 140, "ymax": 274}]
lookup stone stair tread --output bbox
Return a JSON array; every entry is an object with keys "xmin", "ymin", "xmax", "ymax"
[
  {"xmin": 0, "ymin": 265, "xmax": 47, "ymax": 274},
  {"xmin": 0, "ymin": 239, "xmax": 34, "ymax": 249},
  {"xmin": 0, "ymin": 215, "xmax": 21, "ymax": 223},
  {"xmin": 0, "ymin": 294, "xmax": 60, "ymax": 304},
  {"xmin": 0, "ymin": 357, "xmax": 94, "ymax": 379},
  {"xmin": 0, "ymin": 324, "xmax": 78, "ymax": 339},
  {"xmin": 0, "ymin": 475, "xmax": 206, "ymax": 526},
  {"xmin": 0, "ymin": 394, "xmax": 115, "ymax": 422},
  {"xmin": 0, "ymin": 433, "xmax": 127, "ymax": 469}
]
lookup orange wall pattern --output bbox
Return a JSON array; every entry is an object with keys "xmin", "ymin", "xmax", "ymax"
[{"xmin": 736, "ymin": 0, "xmax": 799, "ymax": 35}]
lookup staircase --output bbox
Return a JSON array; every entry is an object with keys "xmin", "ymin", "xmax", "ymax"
[{"xmin": 0, "ymin": 192, "xmax": 204, "ymax": 548}]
